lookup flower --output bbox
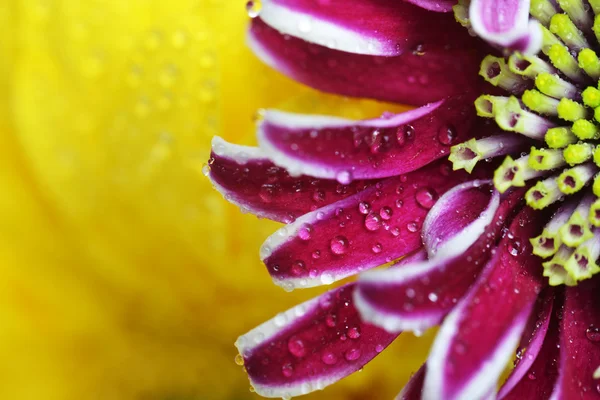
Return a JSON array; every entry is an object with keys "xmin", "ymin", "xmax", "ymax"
[{"xmin": 207, "ymin": 0, "xmax": 600, "ymax": 399}]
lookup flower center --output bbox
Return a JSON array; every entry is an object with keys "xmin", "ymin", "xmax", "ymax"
[{"xmin": 450, "ymin": 0, "xmax": 600, "ymax": 286}]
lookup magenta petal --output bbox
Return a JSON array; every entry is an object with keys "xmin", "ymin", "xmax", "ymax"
[
  {"xmin": 257, "ymin": 0, "xmax": 461, "ymax": 56},
  {"xmin": 235, "ymin": 284, "xmax": 398, "ymax": 398},
  {"xmin": 552, "ymin": 280, "xmax": 600, "ymax": 398},
  {"xmin": 402, "ymin": 0, "xmax": 455, "ymax": 12},
  {"xmin": 258, "ymin": 97, "xmax": 477, "ymax": 181},
  {"xmin": 423, "ymin": 206, "xmax": 546, "ymax": 400},
  {"xmin": 261, "ymin": 160, "xmax": 470, "ymax": 290},
  {"xmin": 208, "ymin": 137, "xmax": 379, "ymax": 223},
  {"xmin": 396, "ymin": 365, "xmax": 426, "ymax": 400},
  {"xmin": 355, "ymin": 184, "xmax": 525, "ymax": 333},
  {"xmin": 248, "ymin": 19, "xmax": 487, "ymax": 105},
  {"xmin": 469, "ymin": 0, "xmax": 542, "ymax": 54},
  {"xmin": 498, "ymin": 291, "xmax": 554, "ymax": 398},
  {"xmin": 500, "ymin": 300, "xmax": 561, "ymax": 400}
]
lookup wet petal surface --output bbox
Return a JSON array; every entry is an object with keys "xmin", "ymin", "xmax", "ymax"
[
  {"xmin": 248, "ymin": 19, "xmax": 487, "ymax": 105},
  {"xmin": 258, "ymin": 97, "xmax": 477, "ymax": 180},
  {"xmin": 236, "ymin": 284, "xmax": 398, "ymax": 398},
  {"xmin": 208, "ymin": 137, "xmax": 377, "ymax": 223},
  {"xmin": 261, "ymin": 160, "xmax": 470, "ymax": 290}
]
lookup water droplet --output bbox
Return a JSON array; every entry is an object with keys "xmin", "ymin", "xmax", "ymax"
[
  {"xmin": 274, "ymin": 313, "xmax": 288, "ymax": 327},
  {"xmin": 358, "ymin": 201, "xmax": 371, "ymax": 215},
  {"xmin": 528, "ymin": 372, "xmax": 536, "ymax": 380},
  {"xmin": 321, "ymin": 351, "xmax": 338, "ymax": 365},
  {"xmin": 348, "ymin": 327, "xmax": 361, "ymax": 339},
  {"xmin": 298, "ymin": 224, "xmax": 313, "ymax": 241},
  {"xmin": 336, "ymin": 170, "xmax": 352, "ymax": 184},
  {"xmin": 321, "ymin": 272, "xmax": 335, "ymax": 285},
  {"xmin": 390, "ymin": 227, "xmax": 401, "ymax": 237},
  {"xmin": 246, "ymin": 0, "xmax": 262, "ymax": 18},
  {"xmin": 312, "ymin": 250, "xmax": 321, "ymax": 259},
  {"xmin": 288, "ymin": 337, "xmax": 307, "ymax": 357},
  {"xmin": 375, "ymin": 344, "xmax": 384, "ymax": 353},
  {"xmin": 364, "ymin": 213, "xmax": 382, "ymax": 231},
  {"xmin": 395, "ymin": 199, "xmax": 404, "ymax": 208},
  {"xmin": 379, "ymin": 206, "xmax": 393, "ymax": 220},
  {"xmin": 312, "ymin": 189, "xmax": 325, "ymax": 203},
  {"xmin": 259, "ymin": 184, "xmax": 274, "ymax": 202},
  {"xmin": 325, "ymin": 314, "xmax": 337, "ymax": 327},
  {"xmin": 234, "ymin": 354, "xmax": 244, "ymax": 366},
  {"xmin": 397, "ymin": 125, "xmax": 415, "ymax": 146},
  {"xmin": 344, "ymin": 348, "xmax": 362, "ymax": 361},
  {"xmin": 415, "ymin": 187, "xmax": 438, "ymax": 210},
  {"xmin": 330, "ymin": 236, "xmax": 349, "ymax": 255},
  {"xmin": 428, "ymin": 293, "xmax": 439, "ymax": 302},
  {"xmin": 372, "ymin": 243, "xmax": 383, "ymax": 254},
  {"xmin": 407, "ymin": 221, "xmax": 419, "ymax": 233},
  {"xmin": 282, "ymin": 363, "xmax": 294, "ymax": 377},
  {"xmin": 291, "ymin": 260, "xmax": 306, "ymax": 276},
  {"xmin": 587, "ymin": 325, "xmax": 600, "ymax": 342},
  {"xmin": 438, "ymin": 124, "xmax": 457, "ymax": 146}
]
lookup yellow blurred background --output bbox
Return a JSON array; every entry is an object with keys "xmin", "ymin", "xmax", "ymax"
[{"xmin": 0, "ymin": 1, "xmax": 431, "ymax": 399}]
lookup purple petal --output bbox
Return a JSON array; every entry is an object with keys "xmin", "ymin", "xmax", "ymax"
[
  {"xmin": 208, "ymin": 137, "xmax": 378, "ymax": 223},
  {"xmin": 500, "ymin": 299, "xmax": 561, "ymax": 400},
  {"xmin": 256, "ymin": 0, "xmax": 460, "ymax": 56},
  {"xmin": 258, "ymin": 96, "xmax": 477, "ymax": 181},
  {"xmin": 235, "ymin": 283, "xmax": 398, "ymax": 398},
  {"xmin": 423, "ymin": 206, "xmax": 546, "ymax": 400},
  {"xmin": 552, "ymin": 280, "xmax": 600, "ymax": 398},
  {"xmin": 498, "ymin": 291, "xmax": 554, "ymax": 398},
  {"xmin": 469, "ymin": 0, "xmax": 543, "ymax": 54},
  {"xmin": 248, "ymin": 18, "xmax": 487, "ymax": 105},
  {"xmin": 402, "ymin": 0, "xmax": 455, "ymax": 12},
  {"xmin": 396, "ymin": 365, "xmax": 426, "ymax": 400},
  {"xmin": 355, "ymin": 184, "xmax": 525, "ymax": 333},
  {"xmin": 261, "ymin": 160, "xmax": 471, "ymax": 290}
]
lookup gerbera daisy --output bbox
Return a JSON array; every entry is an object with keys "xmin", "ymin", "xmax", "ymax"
[{"xmin": 207, "ymin": 0, "xmax": 600, "ymax": 398}]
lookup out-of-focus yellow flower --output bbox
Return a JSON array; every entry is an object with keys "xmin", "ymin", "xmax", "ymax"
[{"xmin": 0, "ymin": 1, "xmax": 430, "ymax": 399}]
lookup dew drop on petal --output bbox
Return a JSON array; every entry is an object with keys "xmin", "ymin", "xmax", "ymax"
[
  {"xmin": 321, "ymin": 272, "xmax": 335, "ymax": 285},
  {"xmin": 587, "ymin": 325, "xmax": 600, "ymax": 342},
  {"xmin": 348, "ymin": 327, "xmax": 361, "ymax": 339},
  {"xmin": 364, "ymin": 213, "xmax": 382, "ymax": 231},
  {"xmin": 288, "ymin": 336, "xmax": 306, "ymax": 358},
  {"xmin": 415, "ymin": 187, "xmax": 438, "ymax": 210},
  {"xmin": 407, "ymin": 221, "xmax": 419, "ymax": 233},
  {"xmin": 336, "ymin": 170, "xmax": 352, "ymax": 184},
  {"xmin": 234, "ymin": 354, "xmax": 244, "ymax": 366},
  {"xmin": 291, "ymin": 260, "xmax": 306, "ymax": 276},
  {"xmin": 372, "ymin": 243, "xmax": 383, "ymax": 254},
  {"xmin": 298, "ymin": 224, "xmax": 312, "ymax": 241},
  {"xmin": 330, "ymin": 236, "xmax": 349, "ymax": 254},
  {"xmin": 245, "ymin": 1, "xmax": 262, "ymax": 18},
  {"xmin": 379, "ymin": 206, "xmax": 393, "ymax": 220},
  {"xmin": 358, "ymin": 201, "xmax": 371, "ymax": 215},
  {"xmin": 321, "ymin": 351, "xmax": 338, "ymax": 365},
  {"xmin": 438, "ymin": 124, "xmax": 457, "ymax": 146},
  {"xmin": 375, "ymin": 344, "xmax": 384, "ymax": 353},
  {"xmin": 282, "ymin": 363, "xmax": 294, "ymax": 377},
  {"xmin": 344, "ymin": 348, "xmax": 361, "ymax": 361}
]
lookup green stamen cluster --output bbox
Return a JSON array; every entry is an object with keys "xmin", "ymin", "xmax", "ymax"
[{"xmin": 452, "ymin": 2, "xmax": 600, "ymax": 286}]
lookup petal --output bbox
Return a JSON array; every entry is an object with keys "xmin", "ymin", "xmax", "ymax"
[
  {"xmin": 355, "ymin": 184, "xmax": 525, "ymax": 333},
  {"xmin": 235, "ymin": 283, "xmax": 398, "ymax": 398},
  {"xmin": 498, "ymin": 291, "xmax": 554, "ymax": 398},
  {"xmin": 248, "ymin": 19, "xmax": 487, "ymax": 105},
  {"xmin": 552, "ymin": 279, "xmax": 600, "ymax": 398},
  {"xmin": 208, "ymin": 137, "xmax": 378, "ymax": 223},
  {"xmin": 469, "ymin": 0, "xmax": 543, "ymax": 54},
  {"xmin": 500, "ymin": 299, "xmax": 561, "ymax": 399},
  {"xmin": 256, "ymin": 0, "xmax": 461, "ymax": 56},
  {"xmin": 423, "ymin": 206, "xmax": 547, "ymax": 400},
  {"xmin": 261, "ymin": 160, "xmax": 469, "ymax": 290},
  {"xmin": 258, "ymin": 96, "xmax": 477, "ymax": 181},
  {"xmin": 402, "ymin": 0, "xmax": 455, "ymax": 12},
  {"xmin": 396, "ymin": 365, "xmax": 426, "ymax": 400}
]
